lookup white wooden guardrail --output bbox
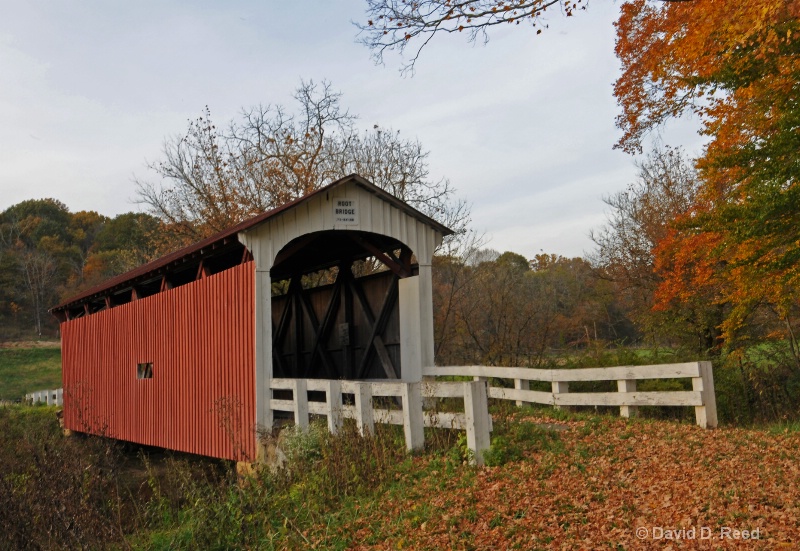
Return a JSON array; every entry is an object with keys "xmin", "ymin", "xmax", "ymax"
[
  {"xmin": 25, "ymin": 388, "xmax": 64, "ymax": 406},
  {"xmin": 270, "ymin": 378, "xmax": 493, "ymax": 465},
  {"xmin": 423, "ymin": 361, "xmax": 717, "ymax": 428}
]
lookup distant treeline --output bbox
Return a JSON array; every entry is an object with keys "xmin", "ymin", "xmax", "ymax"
[{"xmin": 0, "ymin": 199, "xmax": 162, "ymax": 339}]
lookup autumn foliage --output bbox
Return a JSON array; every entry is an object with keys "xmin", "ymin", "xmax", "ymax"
[{"xmin": 615, "ymin": 0, "xmax": 800, "ymax": 361}]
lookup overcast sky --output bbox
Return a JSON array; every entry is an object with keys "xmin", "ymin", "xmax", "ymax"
[{"xmin": 0, "ymin": 1, "xmax": 704, "ymax": 259}]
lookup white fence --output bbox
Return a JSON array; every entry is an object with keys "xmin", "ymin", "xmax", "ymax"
[
  {"xmin": 424, "ymin": 361, "xmax": 718, "ymax": 429},
  {"xmin": 269, "ymin": 362, "xmax": 717, "ymax": 466},
  {"xmin": 25, "ymin": 388, "xmax": 64, "ymax": 406},
  {"xmin": 270, "ymin": 378, "xmax": 493, "ymax": 465}
]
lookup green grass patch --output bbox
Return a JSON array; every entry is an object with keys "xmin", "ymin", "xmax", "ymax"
[{"xmin": 0, "ymin": 347, "xmax": 62, "ymax": 400}]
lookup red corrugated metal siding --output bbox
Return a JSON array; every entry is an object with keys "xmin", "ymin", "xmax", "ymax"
[{"xmin": 61, "ymin": 261, "xmax": 256, "ymax": 462}]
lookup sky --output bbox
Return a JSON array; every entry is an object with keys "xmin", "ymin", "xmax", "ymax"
[{"xmin": 0, "ymin": 1, "xmax": 705, "ymax": 259}]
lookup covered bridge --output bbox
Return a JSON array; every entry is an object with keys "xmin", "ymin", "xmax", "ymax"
[{"xmin": 51, "ymin": 174, "xmax": 453, "ymax": 461}]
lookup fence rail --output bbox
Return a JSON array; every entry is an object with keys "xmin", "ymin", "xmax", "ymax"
[
  {"xmin": 423, "ymin": 361, "xmax": 717, "ymax": 428},
  {"xmin": 270, "ymin": 378, "xmax": 493, "ymax": 464},
  {"xmin": 25, "ymin": 388, "xmax": 64, "ymax": 406}
]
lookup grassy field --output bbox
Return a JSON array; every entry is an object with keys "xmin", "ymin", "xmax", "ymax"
[{"xmin": 0, "ymin": 346, "xmax": 62, "ymax": 400}]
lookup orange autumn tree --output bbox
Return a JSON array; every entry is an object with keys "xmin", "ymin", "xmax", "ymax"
[{"xmin": 615, "ymin": 0, "xmax": 800, "ymax": 366}]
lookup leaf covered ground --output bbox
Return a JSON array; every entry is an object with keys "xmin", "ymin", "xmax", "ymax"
[{"xmin": 311, "ymin": 411, "xmax": 800, "ymax": 550}]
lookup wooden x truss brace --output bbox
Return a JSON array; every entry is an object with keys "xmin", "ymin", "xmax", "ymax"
[{"xmin": 354, "ymin": 273, "xmax": 400, "ymax": 380}]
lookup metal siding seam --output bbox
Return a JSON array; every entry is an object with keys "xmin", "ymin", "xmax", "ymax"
[
  {"xmin": 205, "ymin": 278, "xmax": 213, "ymax": 458},
  {"xmin": 176, "ymin": 286, "xmax": 182, "ymax": 452},
  {"xmin": 248, "ymin": 261, "xmax": 256, "ymax": 459},
  {"xmin": 220, "ymin": 271, "xmax": 226, "ymax": 459},
  {"xmin": 134, "ymin": 299, "xmax": 140, "ymax": 443},
  {"xmin": 222, "ymin": 270, "xmax": 230, "ymax": 459},
  {"xmin": 239, "ymin": 266, "xmax": 246, "ymax": 460},
  {"xmin": 151, "ymin": 296, "xmax": 157, "ymax": 447},
  {"xmin": 245, "ymin": 263, "xmax": 252, "ymax": 460},
  {"xmin": 187, "ymin": 282, "xmax": 194, "ymax": 455},
  {"xmin": 234, "ymin": 268, "xmax": 240, "ymax": 460},
  {"xmin": 217, "ymin": 271, "xmax": 224, "ymax": 459},
  {"xmin": 210, "ymin": 274, "xmax": 218, "ymax": 458},
  {"xmin": 168, "ymin": 292, "xmax": 174, "ymax": 450},
  {"xmin": 197, "ymin": 280, "xmax": 204, "ymax": 456},
  {"xmin": 217, "ymin": 272, "xmax": 224, "ymax": 459},
  {"xmin": 188, "ymin": 282, "xmax": 195, "ymax": 455},
  {"xmin": 229, "ymin": 268, "xmax": 236, "ymax": 460}
]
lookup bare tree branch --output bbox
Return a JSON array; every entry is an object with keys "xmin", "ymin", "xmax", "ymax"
[
  {"xmin": 355, "ymin": 0, "xmax": 586, "ymax": 72},
  {"xmin": 135, "ymin": 80, "xmax": 471, "ymax": 249}
]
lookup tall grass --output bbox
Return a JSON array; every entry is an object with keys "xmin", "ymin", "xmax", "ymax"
[{"xmin": 0, "ymin": 405, "xmax": 129, "ymax": 549}]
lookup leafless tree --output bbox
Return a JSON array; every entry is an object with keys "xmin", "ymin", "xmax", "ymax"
[
  {"xmin": 356, "ymin": 0, "xmax": 585, "ymax": 72},
  {"xmin": 590, "ymin": 144, "xmax": 700, "ymax": 331},
  {"xmin": 0, "ymin": 215, "xmax": 60, "ymax": 336},
  {"xmin": 136, "ymin": 80, "xmax": 470, "ymax": 247}
]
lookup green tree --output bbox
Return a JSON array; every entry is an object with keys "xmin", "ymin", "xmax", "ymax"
[
  {"xmin": 0, "ymin": 200, "xmax": 73, "ymax": 336},
  {"xmin": 79, "ymin": 212, "xmax": 162, "ymax": 289}
]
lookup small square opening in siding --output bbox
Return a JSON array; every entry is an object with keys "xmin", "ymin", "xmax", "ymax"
[{"xmin": 137, "ymin": 362, "xmax": 153, "ymax": 379}]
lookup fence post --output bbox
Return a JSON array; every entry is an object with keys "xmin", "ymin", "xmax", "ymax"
[
  {"xmin": 464, "ymin": 380, "xmax": 491, "ymax": 466},
  {"xmin": 617, "ymin": 380, "xmax": 637, "ymax": 418},
  {"xmin": 514, "ymin": 378, "xmax": 530, "ymax": 407},
  {"xmin": 401, "ymin": 382, "xmax": 424, "ymax": 452},
  {"xmin": 693, "ymin": 361, "xmax": 718, "ymax": 429},
  {"xmin": 56, "ymin": 388, "xmax": 63, "ymax": 406},
  {"xmin": 292, "ymin": 379, "xmax": 309, "ymax": 431},
  {"xmin": 552, "ymin": 381, "xmax": 569, "ymax": 410},
  {"xmin": 325, "ymin": 380, "xmax": 343, "ymax": 434},
  {"xmin": 355, "ymin": 382, "xmax": 375, "ymax": 437}
]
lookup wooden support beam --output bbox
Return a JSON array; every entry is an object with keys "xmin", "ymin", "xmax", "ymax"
[
  {"xmin": 271, "ymin": 287, "xmax": 295, "ymax": 377},
  {"xmin": 298, "ymin": 284, "xmax": 338, "ymax": 378},
  {"xmin": 104, "ymin": 296, "xmax": 112, "ymax": 310},
  {"xmin": 353, "ymin": 275, "xmax": 399, "ymax": 379},
  {"xmin": 325, "ymin": 380, "xmax": 343, "ymax": 435},
  {"xmin": 617, "ymin": 380, "xmax": 638, "ymax": 418},
  {"xmin": 291, "ymin": 276, "xmax": 305, "ymax": 377},
  {"xmin": 292, "ymin": 379, "xmax": 309, "ymax": 431},
  {"xmin": 400, "ymin": 383, "xmax": 424, "ymax": 452},
  {"xmin": 196, "ymin": 260, "xmax": 210, "ymax": 280},
  {"xmin": 354, "ymin": 382, "xmax": 374, "ymax": 436},
  {"xmin": 240, "ymin": 247, "xmax": 252, "ymax": 264},
  {"xmin": 273, "ymin": 289, "xmax": 293, "ymax": 346},
  {"xmin": 341, "ymin": 263, "xmax": 355, "ymax": 378},
  {"xmin": 307, "ymin": 273, "xmax": 344, "ymax": 378},
  {"xmin": 347, "ymin": 234, "xmax": 410, "ymax": 278},
  {"xmin": 399, "ymin": 246, "xmax": 413, "ymax": 274},
  {"xmin": 272, "ymin": 234, "xmax": 319, "ymax": 267},
  {"xmin": 464, "ymin": 381, "xmax": 491, "ymax": 465},
  {"xmin": 159, "ymin": 276, "xmax": 172, "ymax": 292}
]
